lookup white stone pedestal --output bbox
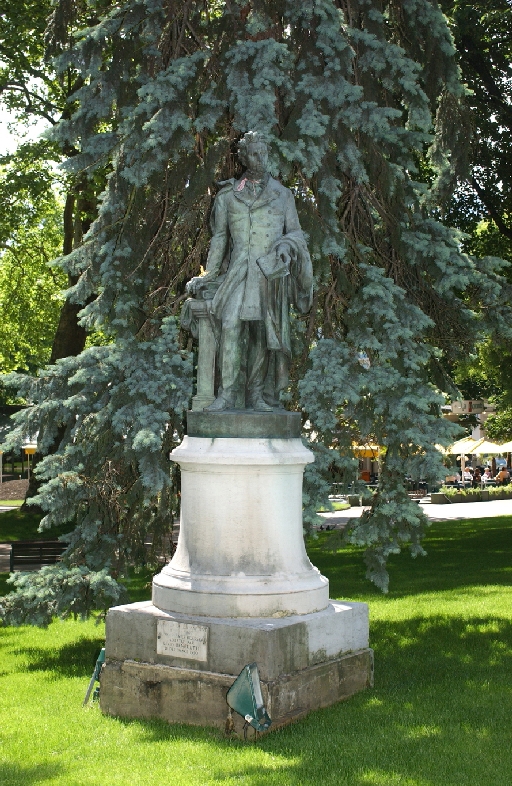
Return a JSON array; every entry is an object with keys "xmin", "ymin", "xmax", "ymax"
[
  {"xmin": 152, "ymin": 436, "xmax": 329, "ymax": 618},
  {"xmin": 101, "ymin": 412, "xmax": 372, "ymax": 734}
]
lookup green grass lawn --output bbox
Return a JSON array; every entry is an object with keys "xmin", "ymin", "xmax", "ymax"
[
  {"xmin": 0, "ymin": 516, "xmax": 511, "ymax": 785},
  {"xmin": 0, "ymin": 508, "xmax": 69, "ymax": 542},
  {"xmin": 317, "ymin": 500, "xmax": 351, "ymax": 512}
]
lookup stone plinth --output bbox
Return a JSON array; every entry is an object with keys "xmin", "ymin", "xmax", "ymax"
[
  {"xmin": 152, "ymin": 435, "xmax": 329, "ymax": 618},
  {"xmin": 101, "ymin": 601, "xmax": 373, "ymax": 733}
]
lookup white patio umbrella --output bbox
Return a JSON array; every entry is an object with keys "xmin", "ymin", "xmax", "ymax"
[
  {"xmin": 447, "ymin": 437, "xmax": 484, "ymax": 480},
  {"xmin": 470, "ymin": 439, "xmax": 505, "ymax": 475},
  {"xmin": 471, "ymin": 439, "xmax": 503, "ymax": 455},
  {"xmin": 448, "ymin": 436, "xmax": 484, "ymax": 454},
  {"xmin": 496, "ymin": 440, "xmax": 512, "ymax": 452}
]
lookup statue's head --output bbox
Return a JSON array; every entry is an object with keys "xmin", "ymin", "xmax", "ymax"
[{"xmin": 237, "ymin": 131, "xmax": 269, "ymax": 176}]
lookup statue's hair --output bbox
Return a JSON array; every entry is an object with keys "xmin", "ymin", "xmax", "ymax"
[{"xmin": 237, "ymin": 131, "xmax": 268, "ymax": 165}]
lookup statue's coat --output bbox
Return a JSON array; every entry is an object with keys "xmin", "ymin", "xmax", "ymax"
[{"xmin": 203, "ymin": 175, "xmax": 313, "ymax": 355}]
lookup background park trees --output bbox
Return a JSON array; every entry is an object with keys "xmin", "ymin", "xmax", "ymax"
[
  {"xmin": 440, "ymin": 0, "xmax": 512, "ymax": 438},
  {"xmin": 1, "ymin": 0, "xmax": 512, "ymax": 623},
  {"xmin": 0, "ymin": 141, "xmax": 65, "ymax": 379},
  {"xmin": 0, "ymin": 0, "xmax": 104, "ymax": 379}
]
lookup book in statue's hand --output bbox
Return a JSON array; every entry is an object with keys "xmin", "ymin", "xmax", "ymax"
[{"xmin": 256, "ymin": 251, "xmax": 290, "ymax": 280}]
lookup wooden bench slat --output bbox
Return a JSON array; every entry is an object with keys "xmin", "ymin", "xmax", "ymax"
[{"xmin": 10, "ymin": 540, "xmax": 68, "ymax": 571}]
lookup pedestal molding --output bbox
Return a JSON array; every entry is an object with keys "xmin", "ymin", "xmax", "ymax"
[{"xmin": 170, "ymin": 436, "xmax": 314, "ymax": 465}]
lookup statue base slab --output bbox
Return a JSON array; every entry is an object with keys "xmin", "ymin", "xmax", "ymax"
[
  {"xmin": 100, "ymin": 600, "xmax": 373, "ymax": 735},
  {"xmin": 191, "ymin": 393, "xmax": 215, "ymax": 411}
]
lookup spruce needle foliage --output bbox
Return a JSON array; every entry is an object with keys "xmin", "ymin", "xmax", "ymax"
[{"xmin": 3, "ymin": 0, "xmax": 512, "ymax": 621}]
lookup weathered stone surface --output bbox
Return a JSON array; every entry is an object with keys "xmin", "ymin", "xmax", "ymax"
[
  {"xmin": 105, "ymin": 600, "xmax": 369, "ymax": 680},
  {"xmin": 100, "ymin": 648, "xmax": 373, "ymax": 735},
  {"xmin": 101, "ymin": 416, "xmax": 373, "ymax": 733},
  {"xmin": 153, "ymin": 436, "xmax": 328, "ymax": 618},
  {"xmin": 187, "ymin": 410, "xmax": 302, "ymax": 439},
  {"xmin": 182, "ymin": 133, "xmax": 313, "ymax": 413},
  {"xmin": 102, "ymin": 599, "xmax": 372, "ymax": 733}
]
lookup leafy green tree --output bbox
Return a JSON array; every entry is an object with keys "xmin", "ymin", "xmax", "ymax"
[
  {"xmin": 441, "ymin": 0, "xmax": 512, "ymax": 249},
  {"xmin": 485, "ymin": 409, "xmax": 512, "ymax": 443},
  {"xmin": 0, "ymin": 142, "xmax": 66, "ymax": 378},
  {"xmin": 0, "ymin": 0, "xmax": 106, "ymax": 366},
  {"xmin": 3, "ymin": 0, "xmax": 512, "ymax": 625},
  {"xmin": 0, "ymin": 0, "xmax": 56, "ymax": 121},
  {"xmin": 429, "ymin": 2, "xmax": 512, "ymax": 437},
  {"xmin": 453, "ymin": 335, "xmax": 512, "ymax": 443}
]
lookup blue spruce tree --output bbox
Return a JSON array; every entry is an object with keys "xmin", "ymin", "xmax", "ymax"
[{"xmin": 3, "ymin": 0, "xmax": 512, "ymax": 623}]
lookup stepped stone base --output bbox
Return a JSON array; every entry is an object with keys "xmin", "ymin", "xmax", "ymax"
[{"xmin": 100, "ymin": 600, "xmax": 373, "ymax": 735}]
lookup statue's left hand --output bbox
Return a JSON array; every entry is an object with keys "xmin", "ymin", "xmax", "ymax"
[{"xmin": 276, "ymin": 243, "xmax": 291, "ymax": 270}]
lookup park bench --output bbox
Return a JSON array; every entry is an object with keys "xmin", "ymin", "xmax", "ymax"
[{"xmin": 9, "ymin": 540, "xmax": 68, "ymax": 572}]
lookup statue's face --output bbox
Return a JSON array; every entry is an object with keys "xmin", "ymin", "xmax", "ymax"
[{"xmin": 246, "ymin": 143, "xmax": 268, "ymax": 176}]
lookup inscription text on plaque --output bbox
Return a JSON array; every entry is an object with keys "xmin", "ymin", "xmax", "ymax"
[{"xmin": 156, "ymin": 620, "xmax": 209, "ymax": 662}]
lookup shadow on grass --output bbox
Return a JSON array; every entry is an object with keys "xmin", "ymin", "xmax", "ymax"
[
  {"xmin": 308, "ymin": 516, "xmax": 512, "ymax": 599},
  {"xmin": 0, "ymin": 508, "xmax": 70, "ymax": 542},
  {"xmin": 114, "ymin": 714, "xmax": 228, "ymax": 743},
  {"xmin": 12, "ymin": 636, "xmax": 104, "ymax": 678},
  {"xmin": 122, "ymin": 566, "xmax": 154, "ymax": 603},
  {"xmin": 371, "ymin": 614, "xmax": 512, "ymax": 680},
  {"xmin": 0, "ymin": 762, "xmax": 64, "ymax": 785}
]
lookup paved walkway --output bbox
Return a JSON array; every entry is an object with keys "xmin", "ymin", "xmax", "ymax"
[{"xmin": 318, "ymin": 497, "xmax": 512, "ymax": 528}]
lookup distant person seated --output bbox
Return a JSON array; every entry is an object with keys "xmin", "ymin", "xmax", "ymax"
[
  {"xmin": 462, "ymin": 468, "xmax": 473, "ymax": 484},
  {"xmin": 445, "ymin": 472, "xmax": 460, "ymax": 486},
  {"xmin": 482, "ymin": 468, "xmax": 493, "ymax": 483},
  {"xmin": 495, "ymin": 467, "xmax": 510, "ymax": 485},
  {"xmin": 473, "ymin": 468, "xmax": 482, "ymax": 487}
]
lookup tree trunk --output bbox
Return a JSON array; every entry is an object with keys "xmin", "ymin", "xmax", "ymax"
[
  {"xmin": 48, "ymin": 293, "xmax": 87, "ymax": 364},
  {"xmin": 23, "ymin": 191, "xmax": 91, "ymax": 510}
]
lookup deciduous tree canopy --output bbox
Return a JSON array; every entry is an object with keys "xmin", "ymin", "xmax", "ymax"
[
  {"xmin": 0, "ymin": 142, "xmax": 65, "ymax": 379},
  {"xmin": 439, "ymin": 1, "xmax": 512, "ymax": 437}
]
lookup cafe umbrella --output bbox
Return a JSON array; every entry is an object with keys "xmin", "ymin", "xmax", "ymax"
[
  {"xmin": 448, "ymin": 436, "xmax": 484, "ymax": 454},
  {"xmin": 493, "ymin": 439, "xmax": 512, "ymax": 452},
  {"xmin": 447, "ymin": 437, "xmax": 484, "ymax": 480},
  {"xmin": 469, "ymin": 439, "xmax": 504, "ymax": 476},
  {"xmin": 470, "ymin": 439, "xmax": 503, "ymax": 455}
]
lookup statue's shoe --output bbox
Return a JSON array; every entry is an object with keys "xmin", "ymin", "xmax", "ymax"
[
  {"xmin": 205, "ymin": 396, "xmax": 233, "ymax": 412},
  {"xmin": 251, "ymin": 398, "xmax": 273, "ymax": 412}
]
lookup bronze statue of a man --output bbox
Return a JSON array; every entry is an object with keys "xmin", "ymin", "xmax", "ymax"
[{"xmin": 185, "ymin": 132, "xmax": 313, "ymax": 412}]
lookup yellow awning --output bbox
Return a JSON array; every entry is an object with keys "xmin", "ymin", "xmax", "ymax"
[{"xmin": 352, "ymin": 444, "xmax": 380, "ymax": 458}]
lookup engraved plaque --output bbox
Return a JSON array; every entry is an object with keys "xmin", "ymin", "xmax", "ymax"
[{"xmin": 156, "ymin": 620, "xmax": 209, "ymax": 662}]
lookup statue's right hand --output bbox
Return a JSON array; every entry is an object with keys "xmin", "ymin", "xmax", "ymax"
[{"xmin": 186, "ymin": 276, "xmax": 206, "ymax": 296}]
